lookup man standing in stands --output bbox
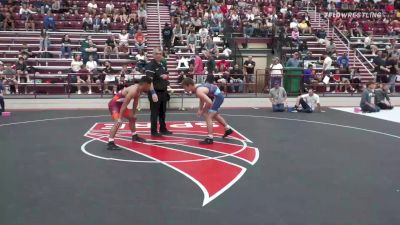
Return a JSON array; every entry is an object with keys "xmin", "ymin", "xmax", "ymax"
[
  {"xmin": 162, "ymin": 23, "xmax": 173, "ymax": 54},
  {"xmin": 145, "ymin": 47, "xmax": 173, "ymax": 137},
  {"xmin": 243, "ymin": 56, "xmax": 256, "ymax": 92},
  {"xmin": 360, "ymin": 82, "xmax": 380, "ymax": 113}
]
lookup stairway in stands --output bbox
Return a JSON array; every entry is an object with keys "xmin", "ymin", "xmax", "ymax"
[
  {"xmin": 301, "ymin": 9, "xmax": 374, "ymax": 82},
  {"xmin": 146, "ymin": 3, "xmax": 180, "ymax": 89}
]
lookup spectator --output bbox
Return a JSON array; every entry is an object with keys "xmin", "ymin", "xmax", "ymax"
[
  {"xmin": 127, "ymin": 18, "xmax": 138, "ymax": 36},
  {"xmin": 243, "ymin": 20, "xmax": 254, "ymax": 38},
  {"xmin": 39, "ymin": 29, "xmax": 50, "ymax": 52},
  {"xmin": 1, "ymin": 63, "xmax": 18, "ymax": 94},
  {"xmin": 82, "ymin": 13, "xmax": 93, "ymax": 32},
  {"xmin": 269, "ymin": 81, "xmax": 287, "ymax": 112},
  {"xmin": 337, "ymin": 52, "xmax": 349, "ymax": 73},
  {"xmin": 325, "ymin": 38, "xmax": 337, "ymax": 57},
  {"xmin": 270, "ymin": 57, "xmax": 284, "ymax": 88},
  {"xmin": 303, "ymin": 64, "xmax": 314, "ymax": 87},
  {"xmin": 137, "ymin": 6, "xmax": 147, "ymax": 29},
  {"xmin": 77, "ymin": 64, "xmax": 92, "ymax": 95},
  {"xmin": 193, "ymin": 54, "xmax": 205, "ymax": 83},
  {"xmin": 3, "ymin": 12, "xmax": 15, "ymax": 31},
  {"xmin": 198, "ymin": 26, "xmax": 209, "ymax": 49},
  {"xmin": 385, "ymin": 53, "xmax": 399, "ymax": 94},
  {"xmin": 135, "ymin": 50, "xmax": 147, "ymax": 72},
  {"xmin": 364, "ymin": 34, "xmax": 378, "ymax": 55},
  {"xmin": 61, "ymin": 34, "xmax": 72, "ymax": 59},
  {"xmin": 298, "ymin": 40, "xmax": 308, "ymax": 54},
  {"xmin": 293, "ymin": 89, "xmax": 321, "ymax": 113},
  {"xmin": 102, "ymin": 61, "xmax": 117, "ymax": 94},
  {"xmin": 101, "ymin": 13, "xmax": 111, "ymax": 33},
  {"xmin": 52, "ymin": 0, "xmax": 61, "ymax": 13},
  {"xmin": 86, "ymin": 55, "xmax": 98, "ymax": 74},
  {"xmin": 43, "ymin": 11, "xmax": 56, "ymax": 30},
  {"xmin": 24, "ymin": 12, "xmax": 35, "ymax": 31},
  {"xmin": 162, "ymin": 23, "xmax": 173, "ymax": 53},
  {"xmin": 15, "ymin": 57, "xmax": 29, "ymax": 94},
  {"xmin": 360, "ymin": 82, "xmax": 380, "ymax": 113},
  {"xmin": 243, "ymin": 56, "xmax": 256, "ymax": 92},
  {"xmin": 221, "ymin": 45, "xmax": 232, "ymax": 59},
  {"xmin": 204, "ymin": 51, "xmax": 216, "ymax": 83},
  {"xmin": 316, "ymin": 28, "xmax": 327, "ymax": 45},
  {"xmin": 372, "ymin": 51, "xmax": 390, "ymax": 83},
  {"xmin": 321, "ymin": 53, "xmax": 333, "ymax": 74},
  {"xmin": 286, "ymin": 52, "xmax": 301, "ymax": 67},
  {"xmin": 172, "ymin": 24, "xmax": 183, "ymax": 45},
  {"xmin": 104, "ymin": 35, "xmax": 119, "ymax": 59},
  {"xmin": 350, "ymin": 68, "xmax": 362, "ymax": 93},
  {"xmin": 81, "ymin": 38, "xmax": 98, "ymax": 63},
  {"xmin": 298, "ymin": 19, "xmax": 311, "ymax": 34},
  {"xmin": 19, "ymin": 44, "xmax": 35, "ymax": 60},
  {"xmin": 204, "ymin": 36, "xmax": 218, "ymax": 54},
  {"xmin": 93, "ymin": 15, "xmax": 101, "ymax": 32},
  {"xmin": 105, "ymin": 3, "xmax": 115, "ymax": 15},
  {"xmin": 87, "ymin": 0, "xmax": 98, "ymax": 15},
  {"xmin": 289, "ymin": 18, "xmax": 299, "ymax": 30},
  {"xmin": 70, "ymin": 54, "xmax": 83, "ymax": 74},
  {"xmin": 117, "ymin": 29, "xmax": 130, "ymax": 54},
  {"xmin": 291, "ymin": 28, "xmax": 300, "ymax": 46},
  {"xmin": 229, "ymin": 64, "xmax": 244, "ymax": 93},
  {"xmin": 187, "ymin": 31, "xmax": 197, "ymax": 53},
  {"xmin": 374, "ymin": 84, "xmax": 394, "ymax": 110},
  {"xmin": 134, "ymin": 28, "xmax": 146, "ymax": 51}
]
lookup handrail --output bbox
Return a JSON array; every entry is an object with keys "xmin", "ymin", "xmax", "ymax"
[
  {"xmin": 333, "ymin": 25, "xmax": 350, "ymax": 53},
  {"xmin": 157, "ymin": 0, "xmax": 162, "ymax": 49},
  {"xmin": 355, "ymin": 48, "xmax": 375, "ymax": 70}
]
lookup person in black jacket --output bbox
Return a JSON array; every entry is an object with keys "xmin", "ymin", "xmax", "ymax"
[
  {"xmin": 145, "ymin": 47, "xmax": 173, "ymax": 137},
  {"xmin": 162, "ymin": 23, "xmax": 173, "ymax": 54}
]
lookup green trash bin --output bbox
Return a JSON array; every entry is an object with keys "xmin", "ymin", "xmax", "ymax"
[{"xmin": 283, "ymin": 67, "xmax": 302, "ymax": 95}]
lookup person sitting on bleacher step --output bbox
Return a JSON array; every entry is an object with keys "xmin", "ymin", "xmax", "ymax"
[
  {"xmin": 43, "ymin": 11, "xmax": 56, "ymax": 31},
  {"xmin": 82, "ymin": 13, "xmax": 93, "ymax": 32}
]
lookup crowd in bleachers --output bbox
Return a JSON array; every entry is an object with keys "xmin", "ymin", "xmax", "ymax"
[{"xmin": 0, "ymin": 0, "xmax": 154, "ymax": 94}]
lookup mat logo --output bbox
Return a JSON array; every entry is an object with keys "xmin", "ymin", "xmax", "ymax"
[{"xmin": 83, "ymin": 121, "xmax": 259, "ymax": 206}]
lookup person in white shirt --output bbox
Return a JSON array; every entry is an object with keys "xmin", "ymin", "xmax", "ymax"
[
  {"xmin": 105, "ymin": 3, "xmax": 115, "ymax": 15},
  {"xmin": 19, "ymin": 4, "xmax": 36, "ymax": 16},
  {"xmin": 87, "ymin": 0, "xmax": 98, "ymax": 15},
  {"xmin": 137, "ymin": 7, "xmax": 147, "ymax": 28},
  {"xmin": 198, "ymin": 27, "xmax": 209, "ymax": 47},
  {"xmin": 70, "ymin": 54, "xmax": 83, "ymax": 73},
  {"xmin": 118, "ymin": 29, "xmax": 130, "ymax": 53},
  {"xmin": 269, "ymin": 57, "xmax": 283, "ymax": 88},
  {"xmin": 364, "ymin": 33, "xmax": 378, "ymax": 55},
  {"xmin": 294, "ymin": 89, "xmax": 321, "ymax": 113},
  {"xmin": 82, "ymin": 13, "xmax": 93, "ymax": 31},
  {"xmin": 289, "ymin": 18, "xmax": 299, "ymax": 30},
  {"xmin": 85, "ymin": 55, "xmax": 98, "ymax": 73},
  {"xmin": 322, "ymin": 54, "xmax": 333, "ymax": 73},
  {"xmin": 221, "ymin": 46, "xmax": 232, "ymax": 59}
]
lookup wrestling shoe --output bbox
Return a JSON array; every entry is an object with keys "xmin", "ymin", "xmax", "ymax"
[
  {"xmin": 199, "ymin": 138, "xmax": 214, "ymax": 144},
  {"xmin": 132, "ymin": 134, "xmax": 146, "ymax": 142},
  {"xmin": 222, "ymin": 128, "xmax": 233, "ymax": 138},
  {"xmin": 107, "ymin": 142, "xmax": 122, "ymax": 150}
]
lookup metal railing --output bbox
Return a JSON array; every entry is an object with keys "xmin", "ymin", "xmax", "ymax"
[{"xmin": 157, "ymin": 0, "xmax": 162, "ymax": 49}]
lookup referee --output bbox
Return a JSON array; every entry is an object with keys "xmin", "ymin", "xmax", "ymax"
[{"xmin": 145, "ymin": 47, "xmax": 173, "ymax": 137}]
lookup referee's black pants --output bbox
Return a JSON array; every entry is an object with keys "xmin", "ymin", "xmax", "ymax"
[{"xmin": 149, "ymin": 92, "xmax": 168, "ymax": 134}]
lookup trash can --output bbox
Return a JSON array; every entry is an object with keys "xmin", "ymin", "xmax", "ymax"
[{"xmin": 283, "ymin": 67, "xmax": 302, "ymax": 95}]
